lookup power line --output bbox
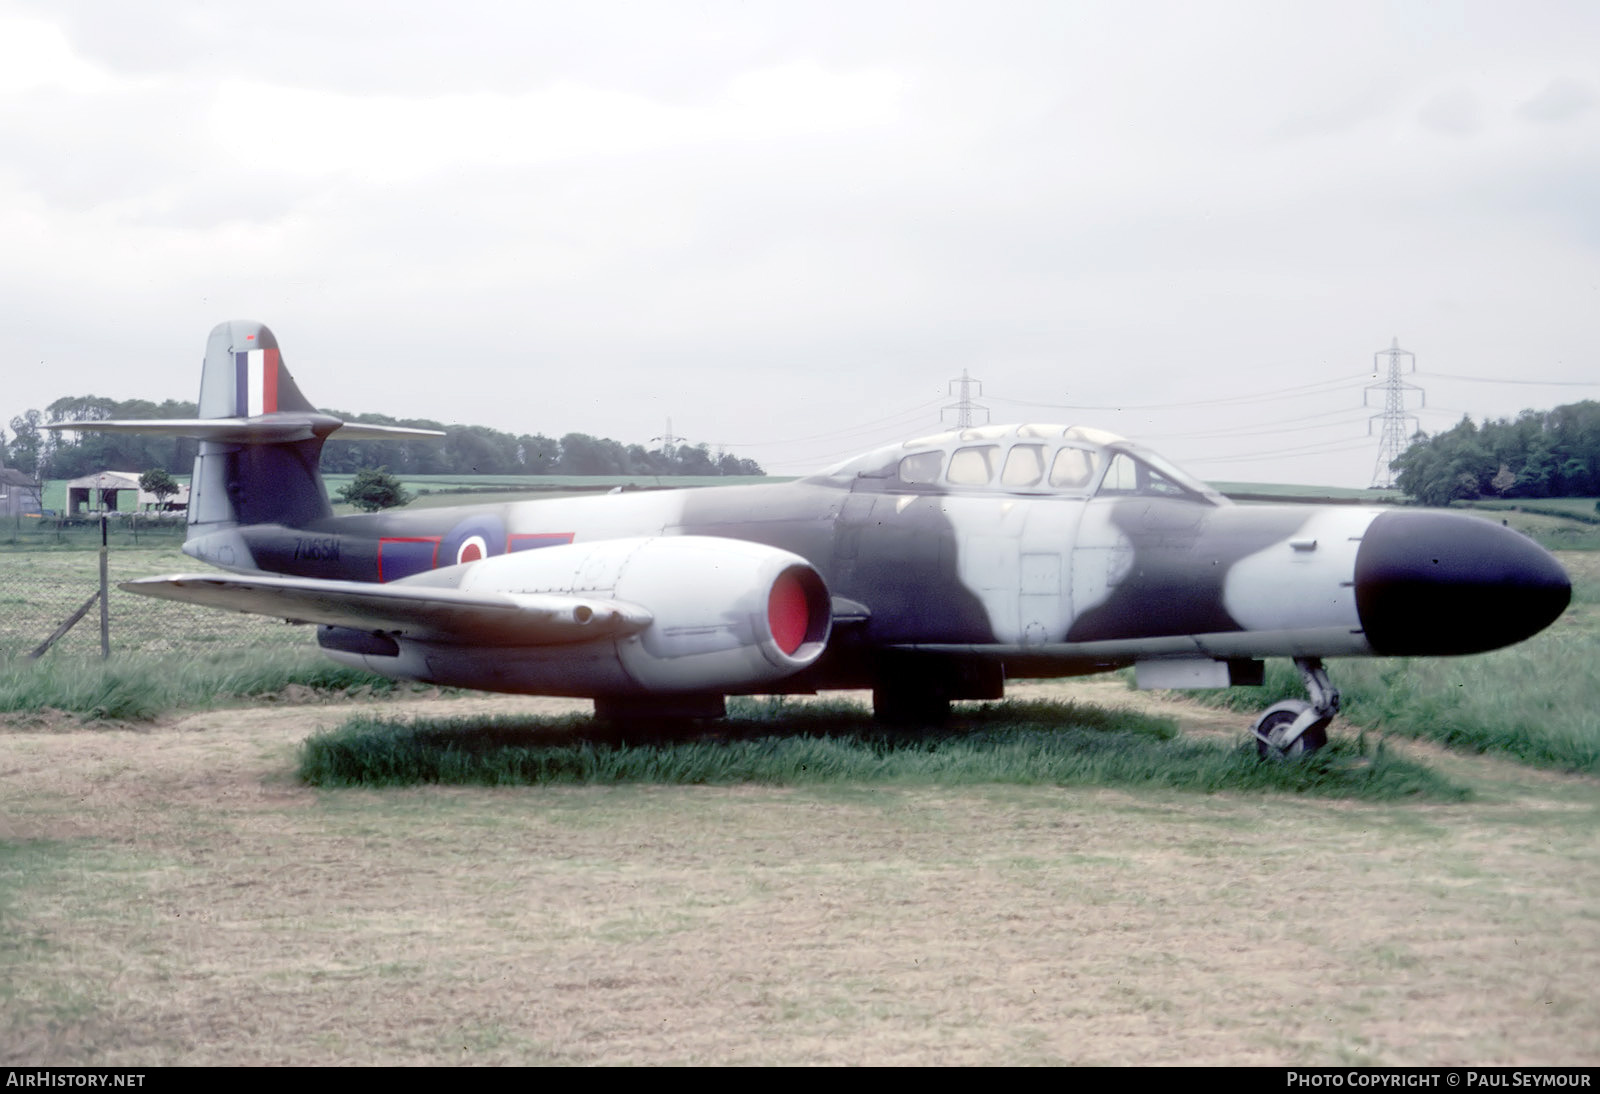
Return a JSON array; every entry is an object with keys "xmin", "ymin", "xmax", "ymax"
[
  {"xmin": 712, "ymin": 395, "xmax": 945, "ymax": 449},
  {"xmin": 1182, "ymin": 437, "xmax": 1376, "ymax": 465},
  {"xmin": 1416, "ymin": 371, "xmax": 1600, "ymax": 387},
  {"xmin": 987, "ymin": 372, "xmax": 1370, "ymax": 413},
  {"xmin": 1144, "ymin": 406, "xmax": 1372, "ymax": 442}
]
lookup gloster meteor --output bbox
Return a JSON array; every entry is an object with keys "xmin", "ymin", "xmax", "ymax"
[{"xmin": 59, "ymin": 321, "xmax": 1571, "ymax": 757}]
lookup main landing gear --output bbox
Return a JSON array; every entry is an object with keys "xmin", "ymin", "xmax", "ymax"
[{"xmin": 1252, "ymin": 657, "xmax": 1340, "ymax": 760}]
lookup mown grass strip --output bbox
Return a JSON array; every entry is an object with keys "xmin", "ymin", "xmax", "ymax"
[{"xmin": 299, "ymin": 699, "xmax": 1465, "ymax": 800}]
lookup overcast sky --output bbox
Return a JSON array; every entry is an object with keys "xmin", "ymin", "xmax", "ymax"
[{"xmin": 2, "ymin": 0, "xmax": 1597, "ymax": 487}]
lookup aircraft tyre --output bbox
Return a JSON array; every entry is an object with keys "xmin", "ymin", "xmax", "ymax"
[{"xmin": 1253, "ymin": 700, "xmax": 1330, "ymax": 760}]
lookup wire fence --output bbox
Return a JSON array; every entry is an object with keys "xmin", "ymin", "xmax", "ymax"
[{"xmin": 1, "ymin": 525, "xmax": 307, "ymax": 661}]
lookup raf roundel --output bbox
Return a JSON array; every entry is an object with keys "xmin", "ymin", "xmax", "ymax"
[{"xmin": 440, "ymin": 515, "xmax": 506, "ymax": 567}]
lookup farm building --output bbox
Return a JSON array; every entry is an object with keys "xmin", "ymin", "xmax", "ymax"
[
  {"xmin": 1, "ymin": 461, "xmax": 44, "ymax": 517},
  {"xmin": 65, "ymin": 471, "xmax": 189, "ymax": 515}
]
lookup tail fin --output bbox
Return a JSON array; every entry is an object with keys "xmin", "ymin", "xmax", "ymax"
[
  {"xmin": 190, "ymin": 319, "xmax": 331, "ymax": 534},
  {"xmin": 198, "ymin": 319, "xmax": 318, "ymax": 418},
  {"xmin": 45, "ymin": 320, "xmax": 442, "ymax": 563}
]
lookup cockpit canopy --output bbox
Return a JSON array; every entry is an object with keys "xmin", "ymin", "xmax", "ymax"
[{"xmin": 807, "ymin": 423, "xmax": 1225, "ymax": 504}]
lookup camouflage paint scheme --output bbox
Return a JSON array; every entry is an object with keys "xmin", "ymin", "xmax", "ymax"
[{"xmin": 63, "ymin": 321, "xmax": 1572, "ymax": 737}]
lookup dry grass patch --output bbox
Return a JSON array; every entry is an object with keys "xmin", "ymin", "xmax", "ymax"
[{"xmin": 3, "ymin": 689, "xmax": 1597, "ymax": 1066}]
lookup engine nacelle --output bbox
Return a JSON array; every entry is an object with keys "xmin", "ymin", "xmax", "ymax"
[{"xmin": 324, "ymin": 536, "xmax": 833, "ymax": 697}]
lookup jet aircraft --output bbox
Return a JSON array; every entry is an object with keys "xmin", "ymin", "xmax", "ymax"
[{"xmin": 58, "ymin": 320, "xmax": 1572, "ymax": 757}]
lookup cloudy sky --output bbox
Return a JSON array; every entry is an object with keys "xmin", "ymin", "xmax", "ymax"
[{"xmin": 2, "ymin": 0, "xmax": 1597, "ymax": 487}]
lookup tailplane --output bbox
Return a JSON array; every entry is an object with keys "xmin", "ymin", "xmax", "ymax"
[{"xmin": 45, "ymin": 320, "xmax": 442, "ymax": 566}]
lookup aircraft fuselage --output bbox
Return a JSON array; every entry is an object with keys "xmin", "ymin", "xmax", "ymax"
[{"xmin": 193, "ymin": 455, "xmax": 1569, "ymax": 698}]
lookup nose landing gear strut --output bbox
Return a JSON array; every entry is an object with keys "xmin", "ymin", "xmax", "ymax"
[{"xmin": 1252, "ymin": 657, "xmax": 1341, "ymax": 760}]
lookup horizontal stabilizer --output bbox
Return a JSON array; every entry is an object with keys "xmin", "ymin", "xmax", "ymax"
[
  {"xmin": 319, "ymin": 422, "xmax": 448, "ymax": 441},
  {"xmin": 43, "ymin": 416, "xmax": 444, "ymax": 443},
  {"xmin": 122, "ymin": 573, "xmax": 652, "ymax": 647}
]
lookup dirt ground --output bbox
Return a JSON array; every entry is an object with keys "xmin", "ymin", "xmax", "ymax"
[{"xmin": 2, "ymin": 680, "xmax": 1597, "ymax": 1066}]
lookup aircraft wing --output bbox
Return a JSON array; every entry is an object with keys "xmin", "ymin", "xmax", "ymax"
[{"xmin": 121, "ymin": 573, "xmax": 652, "ymax": 646}]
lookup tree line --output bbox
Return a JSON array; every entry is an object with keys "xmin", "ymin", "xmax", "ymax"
[
  {"xmin": 4, "ymin": 396, "xmax": 763, "ymax": 479},
  {"xmin": 1391, "ymin": 400, "xmax": 1600, "ymax": 506}
]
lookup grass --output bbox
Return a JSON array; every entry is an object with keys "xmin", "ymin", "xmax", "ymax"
[
  {"xmin": 7, "ymin": 712, "xmax": 1596, "ymax": 1064},
  {"xmin": 1200, "ymin": 653, "xmax": 1600, "ymax": 776},
  {"xmin": 1459, "ymin": 496, "xmax": 1600, "ymax": 522},
  {"xmin": 0, "ymin": 838, "xmax": 119, "ymax": 1038},
  {"xmin": 298, "ymin": 697, "xmax": 1467, "ymax": 800},
  {"xmin": 0, "ymin": 541, "xmax": 319, "ymax": 661},
  {"xmin": 0, "ymin": 648, "xmax": 413, "ymax": 722},
  {"xmin": 0, "ymin": 516, "xmax": 187, "ymax": 552},
  {"xmin": 1210, "ymin": 481, "xmax": 1405, "ymax": 502},
  {"xmin": 1470, "ymin": 508, "xmax": 1600, "ymax": 551}
]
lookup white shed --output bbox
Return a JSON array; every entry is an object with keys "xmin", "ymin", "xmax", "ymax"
[{"xmin": 66, "ymin": 471, "xmax": 189, "ymax": 514}]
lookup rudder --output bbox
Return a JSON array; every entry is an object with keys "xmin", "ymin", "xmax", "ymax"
[
  {"xmin": 198, "ymin": 320, "xmax": 318, "ymax": 419},
  {"xmin": 190, "ymin": 320, "xmax": 333, "ymax": 538}
]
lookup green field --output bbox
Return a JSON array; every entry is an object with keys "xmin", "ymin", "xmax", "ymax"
[
  {"xmin": 1210, "ymin": 480, "xmax": 1405, "ymax": 502},
  {"xmin": 1460, "ymin": 495, "xmax": 1600, "ymax": 520}
]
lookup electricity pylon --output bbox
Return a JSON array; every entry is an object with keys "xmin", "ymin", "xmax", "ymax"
[
  {"xmin": 1365, "ymin": 338, "xmax": 1424, "ymax": 489},
  {"xmin": 942, "ymin": 369, "xmax": 989, "ymax": 429}
]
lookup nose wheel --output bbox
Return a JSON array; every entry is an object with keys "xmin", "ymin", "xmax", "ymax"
[{"xmin": 1252, "ymin": 658, "xmax": 1339, "ymax": 760}]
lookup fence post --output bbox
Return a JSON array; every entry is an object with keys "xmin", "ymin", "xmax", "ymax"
[{"xmin": 99, "ymin": 514, "xmax": 110, "ymax": 660}]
